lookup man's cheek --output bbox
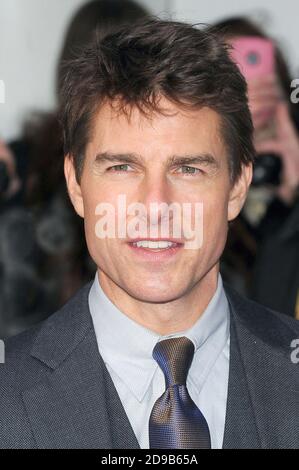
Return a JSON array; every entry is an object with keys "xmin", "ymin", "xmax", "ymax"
[{"xmin": 202, "ymin": 210, "xmax": 227, "ymax": 243}]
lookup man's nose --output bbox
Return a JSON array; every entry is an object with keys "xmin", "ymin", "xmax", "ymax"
[
  {"xmin": 138, "ymin": 173, "xmax": 174, "ymax": 224},
  {"xmin": 139, "ymin": 172, "xmax": 173, "ymax": 204}
]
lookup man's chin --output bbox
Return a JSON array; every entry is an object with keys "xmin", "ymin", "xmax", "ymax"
[{"xmin": 124, "ymin": 284, "xmax": 186, "ymax": 305}]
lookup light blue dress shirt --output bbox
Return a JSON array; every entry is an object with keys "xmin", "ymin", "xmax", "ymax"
[{"xmin": 89, "ymin": 272, "xmax": 230, "ymax": 449}]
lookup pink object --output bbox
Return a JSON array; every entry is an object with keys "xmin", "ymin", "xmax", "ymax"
[{"xmin": 230, "ymin": 37, "xmax": 275, "ymax": 80}]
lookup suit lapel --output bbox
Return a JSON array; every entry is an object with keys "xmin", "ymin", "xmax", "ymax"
[
  {"xmin": 222, "ymin": 316, "xmax": 261, "ymax": 448},
  {"xmin": 223, "ymin": 284, "xmax": 299, "ymax": 449},
  {"xmin": 22, "ymin": 283, "xmax": 139, "ymax": 449}
]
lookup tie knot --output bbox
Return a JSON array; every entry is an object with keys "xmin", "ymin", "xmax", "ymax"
[{"xmin": 152, "ymin": 336, "xmax": 195, "ymax": 387}]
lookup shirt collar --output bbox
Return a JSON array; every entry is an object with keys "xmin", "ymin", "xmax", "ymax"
[{"xmin": 89, "ymin": 272, "xmax": 229, "ymax": 402}]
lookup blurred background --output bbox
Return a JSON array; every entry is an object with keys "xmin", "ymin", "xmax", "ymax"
[
  {"xmin": 0, "ymin": 0, "xmax": 299, "ymax": 337},
  {"xmin": 2, "ymin": 0, "xmax": 299, "ymax": 141}
]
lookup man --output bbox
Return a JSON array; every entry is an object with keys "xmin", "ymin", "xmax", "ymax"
[{"xmin": 0, "ymin": 18, "xmax": 298, "ymax": 449}]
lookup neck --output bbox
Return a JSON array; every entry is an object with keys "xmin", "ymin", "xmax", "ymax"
[{"xmin": 97, "ymin": 265, "xmax": 220, "ymax": 335}]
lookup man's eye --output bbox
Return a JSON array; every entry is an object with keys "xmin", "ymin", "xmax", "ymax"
[
  {"xmin": 107, "ymin": 164, "xmax": 131, "ymax": 172},
  {"xmin": 179, "ymin": 166, "xmax": 202, "ymax": 175}
]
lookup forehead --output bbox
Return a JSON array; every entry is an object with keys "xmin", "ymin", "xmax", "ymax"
[{"xmin": 88, "ymin": 97, "xmax": 226, "ymax": 159}]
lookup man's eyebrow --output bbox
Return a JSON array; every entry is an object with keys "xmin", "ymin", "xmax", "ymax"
[
  {"xmin": 94, "ymin": 152, "xmax": 219, "ymax": 168},
  {"xmin": 168, "ymin": 154, "xmax": 219, "ymax": 169},
  {"xmin": 94, "ymin": 152, "xmax": 141, "ymax": 164}
]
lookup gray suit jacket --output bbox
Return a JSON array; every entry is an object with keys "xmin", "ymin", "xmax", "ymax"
[{"xmin": 0, "ymin": 282, "xmax": 299, "ymax": 449}]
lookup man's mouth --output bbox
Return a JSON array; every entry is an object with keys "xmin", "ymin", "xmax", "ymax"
[
  {"xmin": 126, "ymin": 238, "xmax": 184, "ymax": 259},
  {"xmin": 132, "ymin": 240, "xmax": 180, "ymax": 250}
]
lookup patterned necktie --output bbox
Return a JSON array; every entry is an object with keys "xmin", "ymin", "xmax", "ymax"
[{"xmin": 149, "ymin": 336, "xmax": 211, "ymax": 449}]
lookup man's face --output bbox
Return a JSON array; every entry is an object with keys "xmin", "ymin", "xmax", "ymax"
[{"xmin": 65, "ymin": 97, "xmax": 251, "ymax": 303}]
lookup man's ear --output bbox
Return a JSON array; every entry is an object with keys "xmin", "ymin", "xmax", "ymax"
[
  {"xmin": 228, "ymin": 163, "xmax": 252, "ymax": 222},
  {"xmin": 64, "ymin": 155, "xmax": 84, "ymax": 218}
]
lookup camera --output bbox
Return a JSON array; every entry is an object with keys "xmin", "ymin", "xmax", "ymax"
[
  {"xmin": 0, "ymin": 161, "xmax": 10, "ymax": 196},
  {"xmin": 252, "ymin": 153, "xmax": 282, "ymax": 187}
]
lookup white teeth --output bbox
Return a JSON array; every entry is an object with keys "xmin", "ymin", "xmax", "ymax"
[{"xmin": 134, "ymin": 240, "xmax": 175, "ymax": 249}]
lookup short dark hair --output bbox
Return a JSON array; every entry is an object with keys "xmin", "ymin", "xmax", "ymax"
[{"xmin": 60, "ymin": 17, "xmax": 255, "ymax": 183}]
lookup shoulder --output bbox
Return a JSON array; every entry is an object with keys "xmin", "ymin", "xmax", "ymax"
[
  {"xmin": 0, "ymin": 324, "xmax": 41, "ymax": 388},
  {"xmin": 0, "ymin": 281, "xmax": 93, "ymax": 388},
  {"xmin": 0, "ymin": 281, "xmax": 93, "ymax": 448},
  {"xmin": 0, "ymin": 322, "xmax": 44, "ymax": 448},
  {"xmin": 223, "ymin": 282, "xmax": 299, "ymax": 349}
]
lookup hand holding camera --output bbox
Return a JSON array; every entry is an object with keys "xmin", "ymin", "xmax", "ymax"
[
  {"xmin": 254, "ymin": 100, "xmax": 299, "ymax": 204},
  {"xmin": 230, "ymin": 37, "xmax": 299, "ymax": 203},
  {"xmin": 0, "ymin": 139, "xmax": 21, "ymax": 201}
]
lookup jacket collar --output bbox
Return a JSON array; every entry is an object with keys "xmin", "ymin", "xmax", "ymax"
[{"xmin": 30, "ymin": 283, "xmax": 94, "ymax": 370}]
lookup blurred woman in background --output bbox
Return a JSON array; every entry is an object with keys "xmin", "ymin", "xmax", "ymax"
[
  {"xmin": 0, "ymin": 0, "xmax": 149, "ymax": 338},
  {"xmin": 216, "ymin": 16, "xmax": 299, "ymax": 317}
]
